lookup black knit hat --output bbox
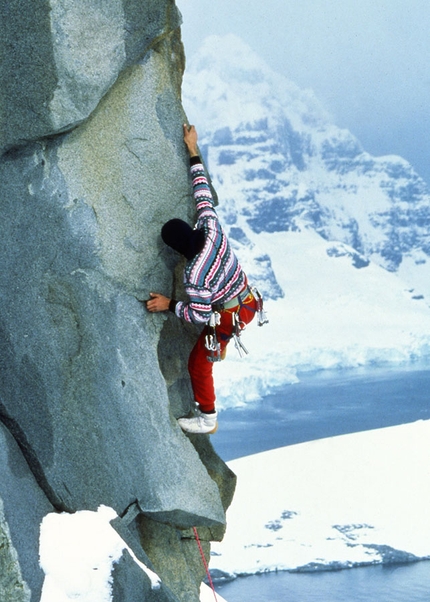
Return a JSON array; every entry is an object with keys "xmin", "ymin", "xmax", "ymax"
[{"xmin": 161, "ymin": 219, "xmax": 205, "ymax": 260}]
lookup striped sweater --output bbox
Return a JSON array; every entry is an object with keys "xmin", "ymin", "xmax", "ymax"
[{"xmin": 175, "ymin": 157, "xmax": 247, "ymax": 324}]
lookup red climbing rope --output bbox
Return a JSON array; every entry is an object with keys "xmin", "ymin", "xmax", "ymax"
[{"xmin": 193, "ymin": 526, "xmax": 218, "ymax": 602}]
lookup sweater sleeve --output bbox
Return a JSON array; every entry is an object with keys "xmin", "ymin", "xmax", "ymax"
[
  {"xmin": 190, "ymin": 157, "xmax": 217, "ymax": 218},
  {"xmin": 174, "ymin": 293, "xmax": 213, "ymax": 324},
  {"xmin": 169, "ymin": 158, "xmax": 220, "ymax": 324}
]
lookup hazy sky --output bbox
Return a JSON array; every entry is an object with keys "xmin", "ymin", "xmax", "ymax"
[{"xmin": 177, "ymin": 0, "xmax": 430, "ymax": 183}]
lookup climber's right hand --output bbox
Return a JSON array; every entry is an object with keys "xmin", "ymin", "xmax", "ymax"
[
  {"xmin": 183, "ymin": 124, "xmax": 199, "ymax": 157},
  {"xmin": 146, "ymin": 292, "xmax": 170, "ymax": 312}
]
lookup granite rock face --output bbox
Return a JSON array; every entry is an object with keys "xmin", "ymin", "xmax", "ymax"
[
  {"xmin": 0, "ymin": 0, "xmax": 181, "ymax": 151},
  {"xmin": 0, "ymin": 2, "xmax": 233, "ymax": 601}
]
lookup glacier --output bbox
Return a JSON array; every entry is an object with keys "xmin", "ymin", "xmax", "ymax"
[{"xmin": 182, "ymin": 34, "xmax": 430, "ymax": 409}]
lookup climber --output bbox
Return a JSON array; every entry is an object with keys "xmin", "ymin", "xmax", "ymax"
[{"xmin": 146, "ymin": 124, "xmax": 259, "ymax": 434}]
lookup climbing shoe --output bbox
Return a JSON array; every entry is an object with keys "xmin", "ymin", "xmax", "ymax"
[{"xmin": 178, "ymin": 410, "xmax": 218, "ymax": 435}]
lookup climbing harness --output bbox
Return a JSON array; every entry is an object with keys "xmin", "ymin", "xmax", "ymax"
[
  {"xmin": 206, "ymin": 286, "xmax": 268, "ymax": 361},
  {"xmin": 193, "ymin": 527, "xmax": 218, "ymax": 602},
  {"xmin": 205, "ymin": 311, "xmax": 222, "ymax": 362}
]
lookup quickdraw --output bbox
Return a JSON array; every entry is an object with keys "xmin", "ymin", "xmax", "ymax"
[
  {"xmin": 205, "ymin": 311, "xmax": 222, "ymax": 362},
  {"xmin": 232, "ymin": 311, "xmax": 249, "ymax": 358},
  {"xmin": 250, "ymin": 286, "xmax": 269, "ymax": 326}
]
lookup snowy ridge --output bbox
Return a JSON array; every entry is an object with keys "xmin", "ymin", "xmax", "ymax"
[
  {"xmin": 183, "ymin": 35, "xmax": 430, "ymax": 407},
  {"xmin": 183, "ymin": 34, "xmax": 430, "ymax": 280},
  {"xmin": 210, "ymin": 420, "xmax": 430, "ymax": 578}
]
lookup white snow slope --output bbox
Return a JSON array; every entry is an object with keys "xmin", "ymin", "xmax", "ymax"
[
  {"xmin": 211, "ymin": 420, "xmax": 430, "ymax": 577},
  {"xmin": 213, "ymin": 226, "xmax": 430, "ymax": 409}
]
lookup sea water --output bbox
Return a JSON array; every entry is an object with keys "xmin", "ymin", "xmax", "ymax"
[
  {"xmin": 211, "ymin": 366, "xmax": 430, "ymax": 602},
  {"xmin": 215, "ymin": 561, "xmax": 430, "ymax": 602}
]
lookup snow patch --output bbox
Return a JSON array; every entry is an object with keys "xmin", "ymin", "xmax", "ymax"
[{"xmin": 39, "ymin": 505, "xmax": 160, "ymax": 602}]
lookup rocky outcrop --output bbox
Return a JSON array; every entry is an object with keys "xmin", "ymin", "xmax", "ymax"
[{"xmin": 0, "ymin": 2, "xmax": 234, "ymax": 601}]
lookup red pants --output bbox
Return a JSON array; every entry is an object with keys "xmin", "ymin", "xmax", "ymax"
[{"xmin": 188, "ymin": 294, "xmax": 258, "ymax": 412}]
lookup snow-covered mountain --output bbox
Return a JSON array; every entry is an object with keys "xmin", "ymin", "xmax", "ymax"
[
  {"xmin": 183, "ymin": 34, "xmax": 430, "ymax": 291},
  {"xmin": 182, "ymin": 34, "xmax": 430, "ymax": 406}
]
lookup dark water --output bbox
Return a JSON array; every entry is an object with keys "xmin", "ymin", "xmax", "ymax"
[
  {"xmin": 211, "ymin": 366, "xmax": 430, "ymax": 602},
  {"xmin": 216, "ymin": 561, "xmax": 430, "ymax": 602},
  {"xmin": 213, "ymin": 366, "xmax": 430, "ymax": 461}
]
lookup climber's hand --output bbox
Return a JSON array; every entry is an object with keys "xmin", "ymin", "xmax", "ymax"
[
  {"xmin": 183, "ymin": 124, "xmax": 198, "ymax": 157},
  {"xmin": 146, "ymin": 292, "xmax": 170, "ymax": 312}
]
